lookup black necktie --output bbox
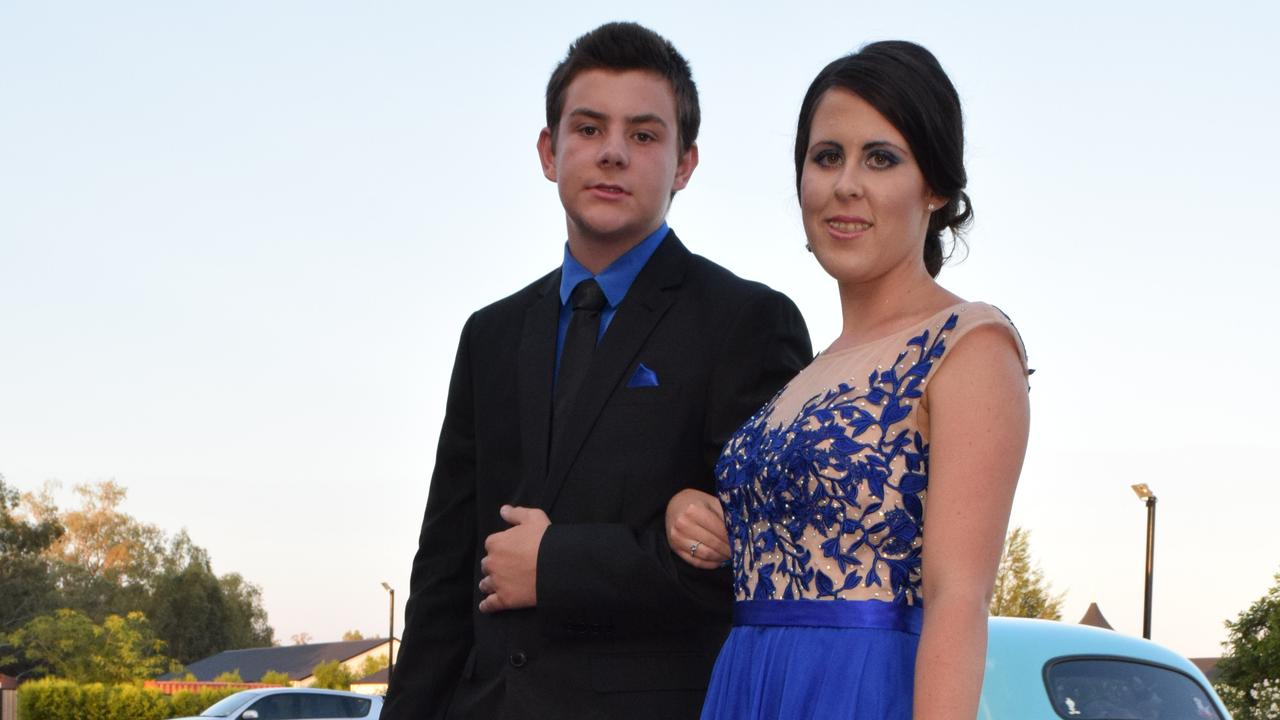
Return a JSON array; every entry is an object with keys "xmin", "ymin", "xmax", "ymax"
[{"xmin": 553, "ymin": 279, "xmax": 607, "ymax": 448}]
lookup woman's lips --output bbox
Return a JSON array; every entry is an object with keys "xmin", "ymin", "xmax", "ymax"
[{"xmin": 826, "ymin": 216, "xmax": 872, "ymax": 237}]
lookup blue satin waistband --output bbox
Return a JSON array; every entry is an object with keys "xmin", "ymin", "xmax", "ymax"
[{"xmin": 733, "ymin": 600, "xmax": 924, "ymax": 635}]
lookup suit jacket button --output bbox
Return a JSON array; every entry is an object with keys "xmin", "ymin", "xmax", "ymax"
[{"xmin": 509, "ymin": 651, "xmax": 528, "ymax": 668}]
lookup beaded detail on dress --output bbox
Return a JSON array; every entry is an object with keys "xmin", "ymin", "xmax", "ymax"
[{"xmin": 714, "ymin": 302, "xmax": 1027, "ymax": 605}]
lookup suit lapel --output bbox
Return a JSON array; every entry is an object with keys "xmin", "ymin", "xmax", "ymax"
[
  {"xmin": 514, "ymin": 272, "xmax": 560, "ymax": 503},
  {"xmin": 538, "ymin": 233, "xmax": 690, "ymax": 511}
]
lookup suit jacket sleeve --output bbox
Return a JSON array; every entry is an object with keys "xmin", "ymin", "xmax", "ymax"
[
  {"xmin": 535, "ymin": 287, "xmax": 811, "ymax": 635},
  {"xmin": 382, "ymin": 317, "xmax": 478, "ymax": 720}
]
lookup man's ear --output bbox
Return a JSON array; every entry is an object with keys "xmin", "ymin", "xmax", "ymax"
[
  {"xmin": 537, "ymin": 128, "xmax": 557, "ymax": 182},
  {"xmin": 671, "ymin": 143, "xmax": 699, "ymax": 193}
]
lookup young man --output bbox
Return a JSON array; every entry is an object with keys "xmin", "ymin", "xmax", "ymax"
[{"xmin": 383, "ymin": 22, "xmax": 811, "ymax": 719}]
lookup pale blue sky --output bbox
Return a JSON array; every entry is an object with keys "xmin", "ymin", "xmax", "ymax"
[{"xmin": 2, "ymin": 1, "xmax": 1277, "ymax": 658}]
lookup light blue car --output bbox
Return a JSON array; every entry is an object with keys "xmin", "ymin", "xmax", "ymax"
[{"xmin": 981, "ymin": 618, "xmax": 1231, "ymax": 719}]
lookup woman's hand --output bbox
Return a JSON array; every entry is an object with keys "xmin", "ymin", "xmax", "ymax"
[{"xmin": 666, "ymin": 488, "xmax": 730, "ymax": 569}]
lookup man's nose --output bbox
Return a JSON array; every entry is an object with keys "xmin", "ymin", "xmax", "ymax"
[{"xmin": 597, "ymin": 134, "xmax": 628, "ymax": 168}]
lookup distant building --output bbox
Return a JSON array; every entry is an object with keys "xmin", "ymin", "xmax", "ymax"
[
  {"xmin": 350, "ymin": 666, "xmax": 389, "ymax": 696},
  {"xmin": 1078, "ymin": 602, "xmax": 1114, "ymax": 630},
  {"xmin": 1189, "ymin": 657, "xmax": 1222, "ymax": 683},
  {"xmin": 166, "ymin": 637, "xmax": 398, "ymax": 687}
]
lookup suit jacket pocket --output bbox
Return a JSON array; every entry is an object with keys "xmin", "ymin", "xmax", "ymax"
[
  {"xmin": 589, "ymin": 651, "xmax": 713, "ymax": 693},
  {"xmin": 610, "ymin": 381, "xmax": 680, "ymax": 406}
]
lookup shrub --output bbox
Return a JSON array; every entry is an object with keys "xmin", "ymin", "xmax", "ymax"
[{"xmin": 17, "ymin": 678, "xmax": 239, "ymax": 720}]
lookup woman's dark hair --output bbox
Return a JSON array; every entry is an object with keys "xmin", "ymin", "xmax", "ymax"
[
  {"xmin": 794, "ymin": 41, "xmax": 971, "ymax": 277},
  {"xmin": 545, "ymin": 22, "xmax": 700, "ymax": 156}
]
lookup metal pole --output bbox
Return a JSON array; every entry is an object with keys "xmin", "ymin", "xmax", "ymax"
[
  {"xmin": 1142, "ymin": 497, "xmax": 1156, "ymax": 639},
  {"xmin": 388, "ymin": 587, "xmax": 395, "ymax": 680}
]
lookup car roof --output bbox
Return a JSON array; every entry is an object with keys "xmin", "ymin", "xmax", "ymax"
[
  {"xmin": 236, "ymin": 687, "xmax": 376, "ymax": 697},
  {"xmin": 981, "ymin": 618, "xmax": 1224, "ymax": 719}
]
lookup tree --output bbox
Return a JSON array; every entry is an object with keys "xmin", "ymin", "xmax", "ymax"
[
  {"xmin": 309, "ymin": 660, "xmax": 354, "ymax": 690},
  {"xmin": 260, "ymin": 669, "xmax": 292, "ymax": 686},
  {"xmin": 342, "ymin": 630, "xmax": 364, "ymax": 641},
  {"xmin": 213, "ymin": 669, "xmax": 243, "ymax": 683},
  {"xmin": 0, "ymin": 476, "xmax": 63, "ymax": 628},
  {"xmin": 6, "ymin": 608, "xmax": 168, "ymax": 683},
  {"xmin": 2, "ymin": 477, "xmax": 274, "ymax": 669},
  {"xmin": 291, "ymin": 632, "xmax": 312, "ymax": 645},
  {"xmin": 1215, "ymin": 571, "xmax": 1280, "ymax": 720},
  {"xmin": 356, "ymin": 653, "xmax": 388, "ymax": 679},
  {"xmin": 989, "ymin": 527, "xmax": 1064, "ymax": 620}
]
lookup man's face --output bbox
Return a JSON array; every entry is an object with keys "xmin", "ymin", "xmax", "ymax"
[{"xmin": 538, "ymin": 69, "xmax": 697, "ymax": 249}]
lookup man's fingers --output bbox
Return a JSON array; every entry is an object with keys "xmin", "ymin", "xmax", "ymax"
[
  {"xmin": 478, "ymin": 592, "xmax": 502, "ymax": 614},
  {"xmin": 500, "ymin": 504, "xmax": 550, "ymax": 526}
]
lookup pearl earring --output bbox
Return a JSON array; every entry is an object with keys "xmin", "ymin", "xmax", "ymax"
[{"xmin": 927, "ymin": 203, "xmax": 935, "ymax": 211}]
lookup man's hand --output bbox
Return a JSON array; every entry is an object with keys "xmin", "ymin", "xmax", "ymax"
[{"xmin": 478, "ymin": 505, "xmax": 551, "ymax": 614}]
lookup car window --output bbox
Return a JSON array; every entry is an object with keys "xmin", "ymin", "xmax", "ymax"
[
  {"xmin": 201, "ymin": 690, "xmax": 262, "ymax": 717},
  {"xmin": 1045, "ymin": 658, "xmax": 1224, "ymax": 720},
  {"xmin": 340, "ymin": 696, "xmax": 372, "ymax": 717},
  {"xmin": 246, "ymin": 693, "xmax": 303, "ymax": 720},
  {"xmin": 298, "ymin": 694, "xmax": 355, "ymax": 718}
]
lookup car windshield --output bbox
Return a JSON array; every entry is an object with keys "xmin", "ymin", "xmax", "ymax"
[
  {"xmin": 1045, "ymin": 658, "xmax": 1223, "ymax": 720},
  {"xmin": 199, "ymin": 690, "xmax": 262, "ymax": 717}
]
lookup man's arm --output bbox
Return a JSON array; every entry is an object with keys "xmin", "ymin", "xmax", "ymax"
[
  {"xmin": 382, "ymin": 318, "xmax": 478, "ymax": 720},
  {"xmin": 533, "ymin": 288, "xmax": 811, "ymax": 634}
]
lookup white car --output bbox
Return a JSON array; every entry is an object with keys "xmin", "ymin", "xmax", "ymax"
[{"xmin": 172, "ymin": 687, "xmax": 383, "ymax": 720}]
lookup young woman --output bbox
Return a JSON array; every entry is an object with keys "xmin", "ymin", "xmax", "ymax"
[{"xmin": 668, "ymin": 42, "xmax": 1031, "ymax": 719}]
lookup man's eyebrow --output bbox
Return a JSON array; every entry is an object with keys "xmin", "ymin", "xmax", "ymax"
[
  {"xmin": 567, "ymin": 107, "xmax": 607, "ymax": 121},
  {"xmin": 565, "ymin": 108, "xmax": 668, "ymax": 128},
  {"xmin": 626, "ymin": 113, "xmax": 668, "ymax": 127}
]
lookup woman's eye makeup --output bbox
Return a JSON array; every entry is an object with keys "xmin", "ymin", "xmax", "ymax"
[
  {"xmin": 812, "ymin": 148, "xmax": 842, "ymax": 166},
  {"xmin": 865, "ymin": 149, "xmax": 901, "ymax": 169}
]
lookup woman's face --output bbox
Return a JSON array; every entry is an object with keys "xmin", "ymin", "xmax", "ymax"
[{"xmin": 800, "ymin": 88, "xmax": 942, "ymax": 286}]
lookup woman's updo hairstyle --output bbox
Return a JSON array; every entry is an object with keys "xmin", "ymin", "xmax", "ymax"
[{"xmin": 794, "ymin": 41, "xmax": 971, "ymax": 277}]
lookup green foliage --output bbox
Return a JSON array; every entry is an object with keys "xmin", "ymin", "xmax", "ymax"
[
  {"xmin": 0, "ymin": 477, "xmax": 275, "ymax": 679},
  {"xmin": 0, "ymin": 473, "xmax": 64, "ymax": 661},
  {"xmin": 7, "ymin": 608, "xmax": 168, "ymax": 683},
  {"xmin": 342, "ymin": 629, "xmax": 364, "ymax": 641},
  {"xmin": 19, "ymin": 678, "xmax": 238, "ymax": 720},
  {"xmin": 356, "ymin": 652, "xmax": 389, "ymax": 680},
  {"xmin": 260, "ymin": 669, "xmax": 292, "ymax": 686},
  {"xmin": 989, "ymin": 527, "xmax": 1064, "ymax": 620},
  {"xmin": 169, "ymin": 687, "xmax": 240, "ymax": 717},
  {"xmin": 1216, "ymin": 571, "xmax": 1280, "ymax": 720},
  {"xmin": 309, "ymin": 659, "xmax": 355, "ymax": 690},
  {"xmin": 213, "ymin": 669, "xmax": 243, "ymax": 683}
]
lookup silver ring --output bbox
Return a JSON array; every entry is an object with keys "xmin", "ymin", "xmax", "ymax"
[{"xmin": 690, "ymin": 541, "xmax": 701, "ymax": 557}]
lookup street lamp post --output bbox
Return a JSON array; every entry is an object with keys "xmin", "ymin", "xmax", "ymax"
[
  {"xmin": 381, "ymin": 582, "xmax": 395, "ymax": 682},
  {"xmin": 1130, "ymin": 484, "xmax": 1156, "ymax": 639}
]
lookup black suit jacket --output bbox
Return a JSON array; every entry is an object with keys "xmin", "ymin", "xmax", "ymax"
[{"xmin": 383, "ymin": 233, "xmax": 811, "ymax": 719}]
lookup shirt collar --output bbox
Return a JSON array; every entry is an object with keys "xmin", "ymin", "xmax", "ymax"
[{"xmin": 559, "ymin": 222, "xmax": 669, "ymax": 307}]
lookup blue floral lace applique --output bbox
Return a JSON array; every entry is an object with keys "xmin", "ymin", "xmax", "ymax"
[{"xmin": 715, "ymin": 313, "xmax": 958, "ymax": 605}]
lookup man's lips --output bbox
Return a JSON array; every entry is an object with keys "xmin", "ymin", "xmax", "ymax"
[{"xmin": 589, "ymin": 183, "xmax": 628, "ymax": 197}]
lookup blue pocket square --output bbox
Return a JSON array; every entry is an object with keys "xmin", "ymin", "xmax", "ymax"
[{"xmin": 626, "ymin": 363, "xmax": 659, "ymax": 388}]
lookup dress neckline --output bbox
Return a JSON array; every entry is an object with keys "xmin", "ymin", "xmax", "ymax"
[{"xmin": 816, "ymin": 301, "xmax": 973, "ymax": 359}]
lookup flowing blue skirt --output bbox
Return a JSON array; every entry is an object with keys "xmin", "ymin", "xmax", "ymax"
[{"xmin": 700, "ymin": 600, "xmax": 922, "ymax": 720}]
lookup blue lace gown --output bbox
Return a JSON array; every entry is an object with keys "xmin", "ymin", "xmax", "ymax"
[{"xmin": 702, "ymin": 302, "xmax": 1028, "ymax": 720}]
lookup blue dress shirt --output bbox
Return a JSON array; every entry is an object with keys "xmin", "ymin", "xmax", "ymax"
[{"xmin": 555, "ymin": 223, "xmax": 669, "ymax": 373}]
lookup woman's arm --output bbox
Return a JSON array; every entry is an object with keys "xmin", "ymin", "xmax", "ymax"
[
  {"xmin": 666, "ymin": 488, "xmax": 731, "ymax": 569},
  {"xmin": 914, "ymin": 323, "xmax": 1030, "ymax": 719}
]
